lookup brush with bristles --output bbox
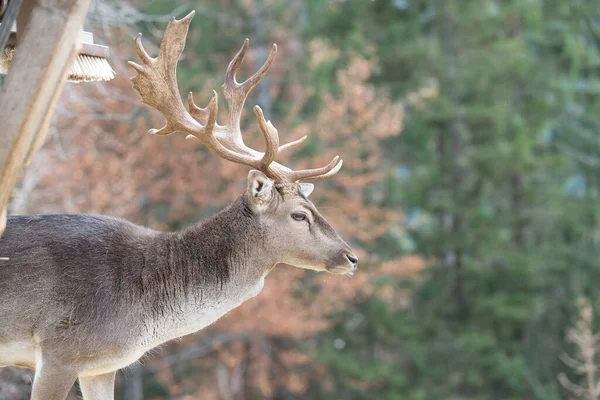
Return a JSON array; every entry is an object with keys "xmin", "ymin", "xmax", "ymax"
[{"xmin": 0, "ymin": 23, "xmax": 115, "ymax": 82}]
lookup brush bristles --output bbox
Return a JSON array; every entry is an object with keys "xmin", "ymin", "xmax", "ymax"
[
  {"xmin": 0, "ymin": 46, "xmax": 115, "ymax": 83},
  {"xmin": 0, "ymin": 47, "xmax": 15, "ymax": 76},
  {"xmin": 69, "ymin": 54, "xmax": 115, "ymax": 82}
]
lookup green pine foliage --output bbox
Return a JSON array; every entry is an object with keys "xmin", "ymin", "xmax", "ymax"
[{"xmin": 305, "ymin": 0, "xmax": 600, "ymax": 399}]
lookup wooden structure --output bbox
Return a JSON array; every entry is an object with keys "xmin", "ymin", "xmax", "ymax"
[{"xmin": 0, "ymin": 0, "xmax": 91, "ymax": 236}]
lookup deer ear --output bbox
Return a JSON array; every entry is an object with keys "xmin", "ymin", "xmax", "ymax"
[
  {"xmin": 299, "ymin": 183, "xmax": 314, "ymax": 198},
  {"xmin": 247, "ymin": 170, "xmax": 275, "ymax": 211}
]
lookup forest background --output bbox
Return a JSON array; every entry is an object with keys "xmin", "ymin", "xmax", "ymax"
[{"xmin": 2, "ymin": 0, "xmax": 600, "ymax": 399}]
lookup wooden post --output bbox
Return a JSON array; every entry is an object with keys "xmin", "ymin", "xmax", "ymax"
[
  {"xmin": 0, "ymin": 0, "xmax": 91, "ymax": 236},
  {"xmin": 0, "ymin": 207, "xmax": 5, "ymax": 237}
]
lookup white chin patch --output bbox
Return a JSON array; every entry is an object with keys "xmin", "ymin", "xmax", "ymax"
[{"xmin": 298, "ymin": 264, "xmax": 324, "ymax": 272}]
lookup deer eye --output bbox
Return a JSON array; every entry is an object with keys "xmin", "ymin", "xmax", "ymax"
[{"xmin": 291, "ymin": 212, "xmax": 307, "ymax": 222}]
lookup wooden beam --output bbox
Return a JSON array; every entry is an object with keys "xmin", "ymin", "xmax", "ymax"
[
  {"xmin": 0, "ymin": 0, "xmax": 91, "ymax": 237},
  {"xmin": 0, "ymin": 208, "xmax": 5, "ymax": 238}
]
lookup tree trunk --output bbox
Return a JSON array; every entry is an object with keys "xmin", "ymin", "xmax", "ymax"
[{"xmin": 437, "ymin": 0, "xmax": 466, "ymax": 317}]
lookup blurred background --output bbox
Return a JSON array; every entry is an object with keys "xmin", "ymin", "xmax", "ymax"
[{"xmin": 2, "ymin": 0, "xmax": 600, "ymax": 399}]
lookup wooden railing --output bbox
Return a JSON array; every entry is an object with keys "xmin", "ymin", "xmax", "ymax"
[{"xmin": 0, "ymin": 0, "xmax": 91, "ymax": 237}]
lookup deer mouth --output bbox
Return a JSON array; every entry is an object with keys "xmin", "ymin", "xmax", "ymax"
[
  {"xmin": 326, "ymin": 265, "xmax": 357, "ymax": 276},
  {"xmin": 325, "ymin": 250, "xmax": 358, "ymax": 276}
]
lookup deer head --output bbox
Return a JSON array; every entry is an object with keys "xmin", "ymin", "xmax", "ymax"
[{"xmin": 129, "ymin": 11, "xmax": 358, "ymax": 275}]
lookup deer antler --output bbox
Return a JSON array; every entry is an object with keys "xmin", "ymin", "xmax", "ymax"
[{"xmin": 129, "ymin": 11, "xmax": 343, "ymax": 182}]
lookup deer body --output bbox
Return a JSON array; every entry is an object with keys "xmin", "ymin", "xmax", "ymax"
[
  {"xmin": 0, "ymin": 195, "xmax": 270, "ymax": 375},
  {"xmin": 0, "ymin": 179, "xmax": 356, "ymax": 399},
  {"xmin": 0, "ymin": 10, "xmax": 358, "ymax": 400}
]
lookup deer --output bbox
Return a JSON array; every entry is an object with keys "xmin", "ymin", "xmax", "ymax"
[{"xmin": 0, "ymin": 10, "xmax": 357, "ymax": 400}]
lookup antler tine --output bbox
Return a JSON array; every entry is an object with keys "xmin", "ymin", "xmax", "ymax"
[
  {"xmin": 224, "ymin": 38, "xmax": 249, "ymax": 88},
  {"xmin": 133, "ymin": 34, "xmax": 154, "ymax": 65},
  {"xmin": 253, "ymin": 105, "xmax": 280, "ymax": 170},
  {"xmin": 241, "ymin": 43, "xmax": 278, "ymax": 91},
  {"xmin": 278, "ymin": 135, "xmax": 308, "ymax": 153},
  {"xmin": 224, "ymin": 39, "xmax": 278, "ymax": 92},
  {"xmin": 188, "ymin": 91, "xmax": 215, "ymax": 126},
  {"xmin": 185, "ymin": 91, "xmax": 218, "ymax": 141},
  {"xmin": 221, "ymin": 40, "xmax": 277, "ymax": 136},
  {"xmin": 285, "ymin": 156, "xmax": 344, "ymax": 182}
]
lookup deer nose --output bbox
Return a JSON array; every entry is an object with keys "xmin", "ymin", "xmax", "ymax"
[{"xmin": 346, "ymin": 253, "xmax": 359, "ymax": 268}]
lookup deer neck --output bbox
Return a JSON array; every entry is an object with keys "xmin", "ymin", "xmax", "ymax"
[
  {"xmin": 157, "ymin": 195, "xmax": 275, "ymax": 295},
  {"xmin": 141, "ymin": 195, "xmax": 275, "ymax": 344}
]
